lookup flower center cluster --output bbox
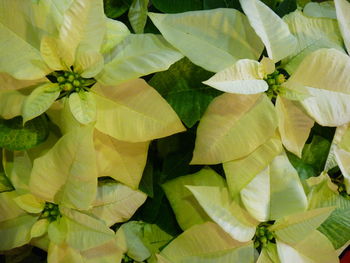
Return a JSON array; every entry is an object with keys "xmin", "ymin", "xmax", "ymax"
[
  {"xmin": 47, "ymin": 69, "xmax": 96, "ymax": 99},
  {"xmin": 264, "ymin": 70, "xmax": 287, "ymax": 100},
  {"xmin": 253, "ymin": 221, "xmax": 275, "ymax": 250},
  {"xmin": 41, "ymin": 202, "xmax": 61, "ymax": 222}
]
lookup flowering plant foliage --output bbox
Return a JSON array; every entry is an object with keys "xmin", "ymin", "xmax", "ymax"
[{"xmin": 0, "ymin": 0, "xmax": 350, "ymax": 262}]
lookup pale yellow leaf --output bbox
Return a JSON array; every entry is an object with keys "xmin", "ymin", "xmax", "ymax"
[{"xmin": 192, "ymin": 94, "xmax": 277, "ymax": 164}]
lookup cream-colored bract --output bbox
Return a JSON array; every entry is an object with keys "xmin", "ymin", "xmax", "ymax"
[
  {"xmin": 334, "ymin": 0, "xmax": 350, "ymax": 53},
  {"xmin": 239, "ymin": 0, "xmax": 297, "ymax": 62},
  {"xmin": 149, "ymin": 9, "xmax": 264, "ymax": 73},
  {"xmin": 191, "ymin": 93, "xmax": 277, "ymax": 164}
]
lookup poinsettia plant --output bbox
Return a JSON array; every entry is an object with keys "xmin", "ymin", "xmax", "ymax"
[{"xmin": 1, "ymin": 0, "xmax": 350, "ymax": 262}]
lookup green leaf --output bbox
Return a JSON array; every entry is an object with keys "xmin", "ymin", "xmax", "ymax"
[
  {"xmin": 287, "ymin": 135, "xmax": 331, "ymax": 180},
  {"xmin": 0, "ymin": 115, "xmax": 49, "ymax": 151},
  {"xmin": 149, "ymin": 58, "xmax": 221, "ymax": 128},
  {"xmin": 22, "ymin": 83, "xmax": 60, "ymax": 123},
  {"xmin": 203, "ymin": 0, "xmax": 241, "ymax": 10},
  {"xmin": 0, "ymin": 171, "xmax": 13, "ymax": 193},
  {"xmin": 103, "ymin": 0, "xmax": 133, "ymax": 18},
  {"xmin": 275, "ymin": 0, "xmax": 297, "ymax": 17},
  {"xmin": 151, "ymin": 0, "xmax": 202, "ymax": 13},
  {"xmin": 68, "ymin": 91, "xmax": 96, "ymax": 125},
  {"xmin": 128, "ymin": 0, "xmax": 149, "ymax": 34}
]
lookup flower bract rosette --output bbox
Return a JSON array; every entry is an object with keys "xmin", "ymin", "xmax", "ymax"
[
  {"xmin": 149, "ymin": 0, "xmax": 348, "ymax": 164},
  {"xmin": 160, "ymin": 166, "xmax": 338, "ymax": 263},
  {"xmin": 0, "ymin": 150, "xmax": 147, "ymax": 263},
  {"xmin": 0, "ymin": 0, "xmax": 184, "ymax": 133}
]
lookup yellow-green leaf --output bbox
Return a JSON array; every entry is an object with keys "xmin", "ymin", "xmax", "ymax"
[
  {"xmin": 68, "ymin": 91, "xmax": 96, "ymax": 125},
  {"xmin": 93, "ymin": 80, "xmax": 185, "ymax": 142},
  {"xmin": 97, "ymin": 34, "xmax": 183, "ymax": 85},
  {"xmin": 334, "ymin": 0, "xmax": 350, "ymax": 53},
  {"xmin": 30, "ymin": 126, "xmax": 97, "ymax": 210},
  {"xmin": 94, "ymin": 130, "xmax": 149, "ymax": 188},
  {"xmin": 192, "ymin": 93, "xmax": 277, "ymax": 164},
  {"xmin": 22, "ymin": 83, "xmax": 60, "ymax": 123}
]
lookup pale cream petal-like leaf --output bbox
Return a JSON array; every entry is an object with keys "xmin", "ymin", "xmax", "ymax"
[
  {"xmin": 94, "ymin": 130, "xmax": 149, "ymax": 188},
  {"xmin": 192, "ymin": 94, "xmax": 277, "ymax": 164},
  {"xmin": 31, "ymin": 219, "xmax": 49, "ymax": 239},
  {"xmin": 101, "ymin": 18, "xmax": 130, "ymax": 55},
  {"xmin": 40, "ymin": 36, "xmax": 66, "ymax": 71},
  {"xmin": 203, "ymin": 59, "xmax": 268, "ymax": 94},
  {"xmin": 58, "ymin": 0, "xmax": 105, "ymax": 66},
  {"xmin": 0, "ymin": 214, "xmax": 38, "ymax": 250},
  {"xmin": 223, "ymin": 135, "xmax": 282, "ymax": 197},
  {"xmin": 148, "ymin": 9, "xmax": 263, "ymax": 72},
  {"xmin": 74, "ymin": 51, "xmax": 104, "ymax": 78},
  {"xmin": 160, "ymin": 222, "xmax": 253, "ymax": 263},
  {"xmin": 0, "ymin": 191, "xmax": 25, "ymax": 222},
  {"xmin": 276, "ymin": 96, "xmax": 314, "ymax": 157},
  {"xmin": 285, "ymin": 48, "xmax": 350, "ymax": 126},
  {"xmin": 29, "ymin": 126, "xmax": 97, "ymax": 210},
  {"xmin": 48, "ymin": 243, "xmax": 84, "ymax": 263},
  {"xmin": 271, "ymin": 207, "xmax": 335, "ymax": 244},
  {"xmin": 334, "ymin": 0, "xmax": 350, "ymax": 53},
  {"xmin": 91, "ymin": 182, "xmax": 147, "ymax": 227},
  {"xmin": 0, "ymin": 73, "xmax": 44, "ymax": 91},
  {"xmin": 68, "ymin": 91, "xmax": 96, "ymax": 125},
  {"xmin": 188, "ymin": 185, "xmax": 258, "ymax": 242},
  {"xmin": 93, "ymin": 80, "xmax": 185, "ymax": 142},
  {"xmin": 162, "ymin": 168, "xmax": 226, "ymax": 230},
  {"xmin": 303, "ymin": 2, "xmax": 337, "ymax": 19},
  {"xmin": 257, "ymin": 244, "xmax": 280, "ymax": 263},
  {"xmin": 13, "ymin": 193, "xmax": 45, "ymax": 214},
  {"xmin": 96, "ymin": 34, "xmax": 183, "ymax": 85},
  {"xmin": 241, "ymin": 153, "xmax": 307, "ymax": 222},
  {"xmin": 80, "ymin": 239, "xmax": 124, "ymax": 263},
  {"xmin": 239, "ymin": 0, "xmax": 297, "ymax": 62},
  {"xmin": 0, "ymin": 23, "xmax": 49, "ymax": 80},
  {"xmin": 334, "ymin": 148, "xmax": 350, "ymax": 194},
  {"xmin": 283, "ymin": 10, "xmax": 344, "ymax": 73},
  {"xmin": 22, "ymin": 83, "xmax": 60, "ymax": 123},
  {"xmin": 277, "ymin": 231, "xmax": 338, "ymax": 263},
  {"xmin": 0, "ymin": 90, "xmax": 27, "ymax": 119},
  {"xmin": 60, "ymin": 207, "xmax": 115, "ymax": 251}
]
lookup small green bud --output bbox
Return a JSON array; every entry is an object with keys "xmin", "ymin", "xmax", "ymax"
[
  {"xmin": 50, "ymin": 210, "xmax": 58, "ymax": 216},
  {"xmin": 271, "ymin": 84, "xmax": 279, "ymax": 91},
  {"xmin": 64, "ymin": 72, "xmax": 69, "ymax": 77},
  {"xmin": 57, "ymin": 76, "xmax": 65, "ymax": 83},
  {"xmin": 48, "ymin": 203, "xmax": 54, "ymax": 209},
  {"xmin": 275, "ymin": 74, "xmax": 286, "ymax": 84},
  {"xmin": 267, "ymin": 232, "xmax": 274, "ymax": 240},
  {"xmin": 63, "ymin": 83, "xmax": 73, "ymax": 91},
  {"xmin": 267, "ymin": 78, "xmax": 275, "ymax": 85},
  {"xmin": 254, "ymin": 240, "xmax": 260, "ymax": 248},
  {"xmin": 67, "ymin": 74, "xmax": 75, "ymax": 82},
  {"xmin": 73, "ymin": 80, "xmax": 81, "ymax": 87},
  {"xmin": 260, "ymin": 236, "xmax": 268, "ymax": 245},
  {"xmin": 42, "ymin": 211, "xmax": 50, "ymax": 217}
]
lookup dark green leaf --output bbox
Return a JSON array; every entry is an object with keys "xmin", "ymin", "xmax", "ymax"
[
  {"xmin": 0, "ymin": 116, "xmax": 49, "ymax": 151},
  {"xmin": 302, "ymin": 135, "xmax": 331, "ymax": 173},
  {"xmin": 287, "ymin": 135, "xmax": 331, "ymax": 180},
  {"xmin": 139, "ymin": 161, "xmax": 154, "ymax": 198},
  {"xmin": 151, "ymin": 0, "xmax": 203, "ymax": 13},
  {"xmin": 149, "ymin": 58, "xmax": 222, "ymax": 128},
  {"xmin": 275, "ymin": 0, "xmax": 297, "ymax": 17},
  {"xmin": 0, "ymin": 171, "xmax": 14, "ymax": 193},
  {"xmin": 203, "ymin": 0, "xmax": 241, "ymax": 10},
  {"xmin": 104, "ymin": 0, "xmax": 133, "ymax": 18},
  {"xmin": 319, "ymin": 201, "xmax": 350, "ymax": 249}
]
